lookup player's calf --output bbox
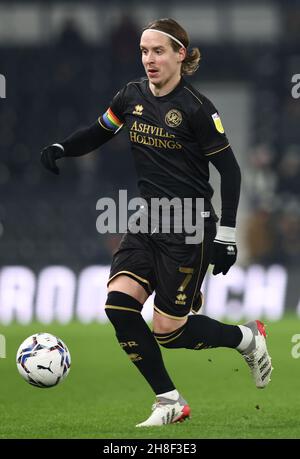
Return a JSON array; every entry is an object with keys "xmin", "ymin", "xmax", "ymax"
[
  {"xmin": 105, "ymin": 291, "xmax": 176, "ymax": 395},
  {"xmin": 154, "ymin": 314, "xmax": 242, "ymax": 349}
]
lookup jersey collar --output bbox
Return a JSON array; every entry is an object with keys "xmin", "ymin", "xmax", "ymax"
[{"xmin": 146, "ymin": 77, "xmax": 185, "ymax": 101}]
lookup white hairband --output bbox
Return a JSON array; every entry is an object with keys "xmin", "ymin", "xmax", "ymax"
[{"xmin": 144, "ymin": 29, "xmax": 186, "ymax": 49}]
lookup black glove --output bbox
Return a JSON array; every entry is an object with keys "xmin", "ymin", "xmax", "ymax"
[
  {"xmin": 211, "ymin": 226, "xmax": 237, "ymax": 275},
  {"xmin": 40, "ymin": 144, "xmax": 65, "ymax": 175}
]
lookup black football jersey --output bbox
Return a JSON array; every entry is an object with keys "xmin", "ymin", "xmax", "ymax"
[{"xmin": 103, "ymin": 77, "xmax": 230, "ymax": 217}]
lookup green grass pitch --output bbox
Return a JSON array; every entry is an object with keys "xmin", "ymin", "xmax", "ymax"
[{"xmin": 0, "ymin": 317, "xmax": 300, "ymax": 439}]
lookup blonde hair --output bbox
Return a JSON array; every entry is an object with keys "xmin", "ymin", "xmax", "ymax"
[{"xmin": 143, "ymin": 18, "xmax": 201, "ymax": 75}]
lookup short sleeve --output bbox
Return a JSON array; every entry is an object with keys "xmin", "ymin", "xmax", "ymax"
[{"xmin": 190, "ymin": 98, "xmax": 230, "ymax": 157}]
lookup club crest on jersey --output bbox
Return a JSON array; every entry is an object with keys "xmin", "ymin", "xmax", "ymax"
[
  {"xmin": 133, "ymin": 104, "xmax": 143, "ymax": 116},
  {"xmin": 212, "ymin": 112, "xmax": 225, "ymax": 134},
  {"xmin": 165, "ymin": 109, "xmax": 182, "ymax": 127}
]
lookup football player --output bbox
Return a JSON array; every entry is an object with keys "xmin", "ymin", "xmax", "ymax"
[{"xmin": 41, "ymin": 18, "xmax": 273, "ymax": 427}]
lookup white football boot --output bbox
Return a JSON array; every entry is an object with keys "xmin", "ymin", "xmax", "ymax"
[
  {"xmin": 136, "ymin": 395, "xmax": 191, "ymax": 427},
  {"xmin": 240, "ymin": 320, "xmax": 273, "ymax": 388}
]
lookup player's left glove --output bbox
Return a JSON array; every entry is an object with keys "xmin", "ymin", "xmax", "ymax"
[{"xmin": 210, "ymin": 226, "xmax": 237, "ymax": 275}]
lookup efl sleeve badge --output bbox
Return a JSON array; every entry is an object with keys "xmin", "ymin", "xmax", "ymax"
[{"xmin": 212, "ymin": 112, "xmax": 225, "ymax": 134}]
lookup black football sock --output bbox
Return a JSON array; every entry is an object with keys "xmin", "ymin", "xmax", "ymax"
[
  {"xmin": 105, "ymin": 291, "xmax": 175, "ymax": 394},
  {"xmin": 154, "ymin": 315, "xmax": 242, "ymax": 350}
]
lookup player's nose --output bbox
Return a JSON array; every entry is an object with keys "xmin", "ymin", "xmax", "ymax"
[{"xmin": 144, "ymin": 52, "xmax": 155, "ymax": 64}]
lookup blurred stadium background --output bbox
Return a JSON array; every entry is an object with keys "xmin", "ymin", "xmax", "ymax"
[
  {"xmin": 0, "ymin": 0, "xmax": 299, "ymax": 324},
  {"xmin": 1, "ymin": 0, "xmax": 300, "ymax": 441}
]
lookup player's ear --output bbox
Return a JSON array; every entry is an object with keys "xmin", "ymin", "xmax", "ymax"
[{"xmin": 178, "ymin": 47, "xmax": 186, "ymax": 63}]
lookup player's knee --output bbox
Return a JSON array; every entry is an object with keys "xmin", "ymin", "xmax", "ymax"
[
  {"xmin": 153, "ymin": 310, "xmax": 187, "ymax": 334},
  {"xmin": 152, "ymin": 311, "xmax": 187, "ymax": 348},
  {"xmin": 108, "ymin": 275, "xmax": 148, "ymax": 304}
]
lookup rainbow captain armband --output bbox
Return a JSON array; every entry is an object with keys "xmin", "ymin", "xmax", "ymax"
[{"xmin": 99, "ymin": 108, "xmax": 123, "ymax": 133}]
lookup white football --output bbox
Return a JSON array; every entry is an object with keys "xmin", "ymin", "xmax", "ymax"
[{"xmin": 16, "ymin": 333, "xmax": 71, "ymax": 388}]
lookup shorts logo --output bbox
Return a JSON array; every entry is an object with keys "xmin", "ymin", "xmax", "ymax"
[
  {"xmin": 175, "ymin": 293, "xmax": 187, "ymax": 305},
  {"xmin": 165, "ymin": 109, "xmax": 182, "ymax": 127},
  {"xmin": 133, "ymin": 104, "xmax": 143, "ymax": 116},
  {"xmin": 212, "ymin": 112, "xmax": 225, "ymax": 134}
]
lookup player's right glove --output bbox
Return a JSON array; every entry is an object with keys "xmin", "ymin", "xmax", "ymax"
[
  {"xmin": 210, "ymin": 226, "xmax": 237, "ymax": 275},
  {"xmin": 40, "ymin": 144, "xmax": 65, "ymax": 175}
]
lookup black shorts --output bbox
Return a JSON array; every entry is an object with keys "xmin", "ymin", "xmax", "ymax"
[{"xmin": 108, "ymin": 221, "xmax": 216, "ymax": 319}]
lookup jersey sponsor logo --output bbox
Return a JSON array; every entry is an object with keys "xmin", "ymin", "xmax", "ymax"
[
  {"xmin": 131, "ymin": 121, "xmax": 174, "ymax": 138},
  {"xmin": 133, "ymin": 104, "xmax": 143, "ymax": 116},
  {"xmin": 212, "ymin": 112, "xmax": 225, "ymax": 134},
  {"xmin": 129, "ymin": 121, "xmax": 182, "ymax": 150},
  {"xmin": 165, "ymin": 109, "xmax": 183, "ymax": 127},
  {"xmin": 129, "ymin": 131, "xmax": 182, "ymax": 150}
]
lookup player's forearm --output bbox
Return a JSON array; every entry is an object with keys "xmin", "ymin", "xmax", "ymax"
[
  {"xmin": 59, "ymin": 120, "xmax": 114, "ymax": 157},
  {"xmin": 209, "ymin": 146, "xmax": 241, "ymax": 227}
]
